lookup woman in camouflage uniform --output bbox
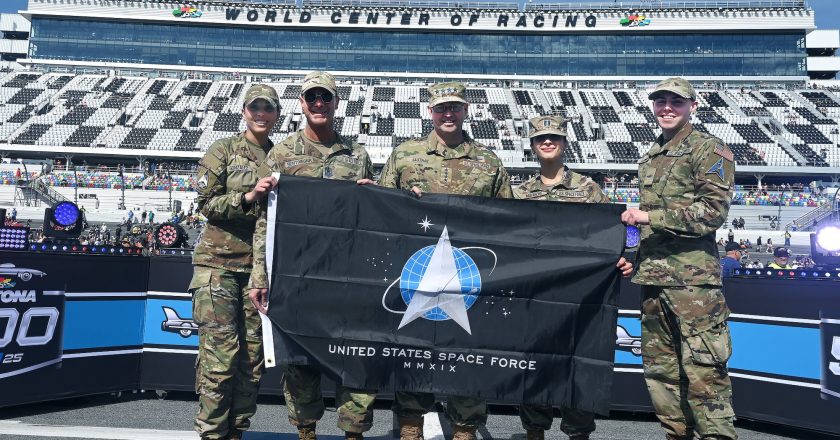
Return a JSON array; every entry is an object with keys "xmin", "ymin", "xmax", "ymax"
[
  {"xmin": 515, "ymin": 115, "xmax": 632, "ymax": 440},
  {"xmin": 190, "ymin": 84, "xmax": 280, "ymax": 440}
]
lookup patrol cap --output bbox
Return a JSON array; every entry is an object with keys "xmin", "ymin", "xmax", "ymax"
[
  {"xmin": 301, "ymin": 71, "xmax": 337, "ymax": 95},
  {"xmin": 649, "ymin": 77, "xmax": 696, "ymax": 101},
  {"xmin": 773, "ymin": 247, "xmax": 791, "ymax": 257},
  {"xmin": 428, "ymin": 82, "xmax": 468, "ymax": 107},
  {"xmin": 243, "ymin": 84, "xmax": 279, "ymax": 108},
  {"xmin": 724, "ymin": 242, "xmax": 741, "ymax": 253},
  {"xmin": 529, "ymin": 115, "xmax": 567, "ymax": 139}
]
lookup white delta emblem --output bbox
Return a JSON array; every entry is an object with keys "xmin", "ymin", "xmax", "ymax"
[{"xmin": 382, "ymin": 221, "xmax": 496, "ymax": 334}]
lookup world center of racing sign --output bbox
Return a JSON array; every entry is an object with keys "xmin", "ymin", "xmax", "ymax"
[{"xmin": 23, "ymin": 0, "xmax": 815, "ymax": 34}]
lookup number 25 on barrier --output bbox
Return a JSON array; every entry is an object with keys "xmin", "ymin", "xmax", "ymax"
[{"xmin": 0, "ymin": 307, "xmax": 60, "ymax": 364}]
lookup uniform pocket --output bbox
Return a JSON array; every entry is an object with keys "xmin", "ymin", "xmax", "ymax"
[
  {"xmin": 191, "ymin": 268, "xmax": 214, "ymax": 327},
  {"xmin": 188, "ymin": 267, "xmax": 212, "ymax": 291},
  {"xmin": 685, "ymin": 321, "xmax": 732, "ymax": 367},
  {"xmin": 465, "ymin": 168, "xmax": 497, "ymax": 196}
]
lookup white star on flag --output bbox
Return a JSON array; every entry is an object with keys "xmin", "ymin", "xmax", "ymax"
[
  {"xmin": 418, "ymin": 216, "xmax": 434, "ymax": 232},
  {"xmin": 398, "ymin": 226, "xmax": 472, "ymax": 334}
]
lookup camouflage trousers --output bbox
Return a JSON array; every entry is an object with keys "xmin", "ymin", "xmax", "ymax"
[
  {"xmin": 519, "ymin": 404, "xmax": 595, "ymax": 436},
  {"xmin": 641, "ymin": 285, "xmax": 737, "ymax": 440},
  {"xmin": 393, "ymin": 392, "xmax": 487, "ymax": 429},
  {"xmin": 284, "ymin": 365, "xmax": 377, "ymax": 433},
  {"xmin": 191, "ymin": 266, "xmax": 264, "ymax": 440}
]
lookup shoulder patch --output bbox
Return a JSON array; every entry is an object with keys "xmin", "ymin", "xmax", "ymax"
[
  {"xmin": 713, "ymin": 144, "xmax": 734, "ymax": 162},
  {"xmin": 706, "ymin": 157, "xmax": 726, "ymax": 181}
]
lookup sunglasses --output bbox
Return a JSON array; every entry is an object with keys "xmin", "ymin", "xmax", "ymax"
[
  {"xmin": 303, "ymin": 90, "xmax": 334, "ymax": 103},
  {"xmin": 246, "ymin": 102, "xmax": 276, "ymax": 113},
  {"xmin": 431, "ymin": 103, "xmax": 465, "ymax": 114},
  {"xmin": 533, "ymin": 134, "xmax": 564, "ymax": 143}
]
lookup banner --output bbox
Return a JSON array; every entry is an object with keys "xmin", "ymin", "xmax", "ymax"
[
  {"xmin": 265, "ymin": 176, "xmax": 625, "ymax": 414},
  {"xmin": 821, "ymin": 311, "xmax": 840, "ymax": 402},
  {"xmin": 0, "ymin": 262, "xmax": 65, "ymax": 381}
]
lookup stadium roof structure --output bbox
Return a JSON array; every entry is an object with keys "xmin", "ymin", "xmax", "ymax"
[{"xmin": 169, "ymin": 0, "xmax": 809, "ymax": 11}]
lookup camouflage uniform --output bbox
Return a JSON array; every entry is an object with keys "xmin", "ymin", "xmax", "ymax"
[
  {"xmin": 248, "ymin": 73, "xmax": 378, "ymax": 435},
  {"xmin": 378, "ymin": 131, "xmax": 513, "ymax": 199},
  {"xmin": 191, "ymin": 128, "xmax": 276, "ymax": 439},
  {"xmin": 379, "ymin": 82, "xmax": 513, "ymax": 431},
  {"xmin": 634, "ymin": 78, "xmax": 737, "ymax": 440},
  {"xmin": 514, "ymin": 116, "xmax": 604, "ymax": 439}
]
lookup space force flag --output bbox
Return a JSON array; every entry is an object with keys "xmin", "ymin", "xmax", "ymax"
[{"xmin": 265, "ymin": 176, "xmax": 626, "ymax": 413}]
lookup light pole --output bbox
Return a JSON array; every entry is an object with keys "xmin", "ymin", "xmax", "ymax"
[
  {"xmin": 118, "ymin": 164, "xmax": 126, "ymax": 210},
  {"xmin": 17, "ymin": 158, "xmax": 30, "ymax": 207},
  {"xmin": 167, "ymin": 165, "xmax": 173, "ymax": 212},
  {"xmin": 73, "ymin": 165, "xmax": 78, "ymax": 204},
  {"xmin": 776, "ymin": 187, "xmax": 784, "ymax": 230}
]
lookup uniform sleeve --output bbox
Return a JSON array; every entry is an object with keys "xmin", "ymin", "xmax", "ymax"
[
  {"xmin": 247, "ymin": 211, "xmax": 269, "ymax": 290},
  {"xmin": 588, "ymin": 181, "xmax": 611, "ymax": 204},
  {"xmin": 378, "ymin": 148, "xmax": 400, "ymax": 189},
  {"xmin": 648, "ymin": 140, "xmax": 735, "ymax": 238},
  {"xmin": 195, "ymin": 141, "xmax": 249, "ymax": 221},
  {"xmin": 248, "ymin": 149, "xmax": 286, "ymax": 290},
  {"xmin": 493, "ymin": 164, "xmax": 514, "ymax": 199},
  {"xmin": 363, "ymin": 152, "xmax": 375, "ymax": 180}
]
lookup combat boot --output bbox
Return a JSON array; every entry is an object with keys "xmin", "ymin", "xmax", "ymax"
[
  {"xmin": 526, "ymin": 429, "xmax": 545, "ymax": 440},
  {"xmin": 227, "ymin": 430, "xmax": 243, "ymax": 440},
  {"xmin": 451, "ymin": 426, "xmax": 477, "ymax": 440},
  {"xmin": 297, "ymin": 424, "xmax": 316, "ymax": 440},
  {"xmin": 398, "ymin": 418, "xmax": 423, "ymax": 440},
  {"xmin": 568, "ymin": 435, "xmax": 590, "ymax": 440},
  {"xmin": 345, "ymin": 432, "xmax": 364, "ymax": 440}
]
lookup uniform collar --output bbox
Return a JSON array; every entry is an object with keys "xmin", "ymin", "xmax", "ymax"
[
  {"xmin": 426, "ymin": 131, "xmax": 476, "ymax": 160},
  {"xmin": 296, "ymin": 131, "xmax": 349, "ymax": 159},
  {"xmin": 237, "ymin": 133, "xmax": 273, "ymax": 161},
  {"xmin": 557, "ymin": 165, "xmax": 574, "ymax": 189},
  {"xmin": 650, "ymin": 123, "xmax": 693, "ymax": 156},
  {"xmin": 534, "ymin": 165, "xmax": 573, "ymax": 190}
]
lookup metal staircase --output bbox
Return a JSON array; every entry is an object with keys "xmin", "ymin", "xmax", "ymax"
[
  {"xmin": 15, "ymin": 175, "xmax": 73, "ymax": 208},
  {"xmin": 787, "ymin": 187, "xmax": 840, "ymax": 231}
]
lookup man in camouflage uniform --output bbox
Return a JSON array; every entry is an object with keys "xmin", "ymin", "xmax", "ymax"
[
  {"xmin": 621, "ymin": 78, "xmax": 737, "ymax": 440},
  {"xmin": 515, "ymin": 115, "xmax": 633, "ymax": 440},
  {"xmin": 191, "ymin": 84, "xmax": 281, "ymax": 440},
  {"xmin": 379, "ymin": 81, "xmax": 513, "ymax": 440},
  {"xmin": 247, "ymin": 71, "xmax": 377, "ymax": 440}
]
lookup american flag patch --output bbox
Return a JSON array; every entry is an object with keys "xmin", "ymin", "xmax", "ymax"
[{"xmin": 714, "ymin": 144, "xmax": 734, "ymax": 162}]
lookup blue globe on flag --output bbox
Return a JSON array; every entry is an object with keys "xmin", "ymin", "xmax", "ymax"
[{"xmin": 399, "ymin": 245, "xmax": 481, "ymax": 321}]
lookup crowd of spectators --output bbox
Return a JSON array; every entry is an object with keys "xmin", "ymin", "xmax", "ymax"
[
  {"xmin": 719, "ymin": 232, "xmax": 818, "ymax": 274},
  {"xmin": 718, "ymin": 236, "xmax": 775, "ymax": 254}
]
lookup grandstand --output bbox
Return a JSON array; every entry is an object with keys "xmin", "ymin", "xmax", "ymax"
[
  {"xmin": 1, "ymin": 69, "xmax": 840, "ymax": 170},
  {"xmin": 0, "ymin": 0, "xmax": 838, "ymax": 231}
]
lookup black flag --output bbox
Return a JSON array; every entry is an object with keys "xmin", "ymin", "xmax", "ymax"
[{"xmin": 266, "ymin": 176, "xmax": 625, "ymax": 414}]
